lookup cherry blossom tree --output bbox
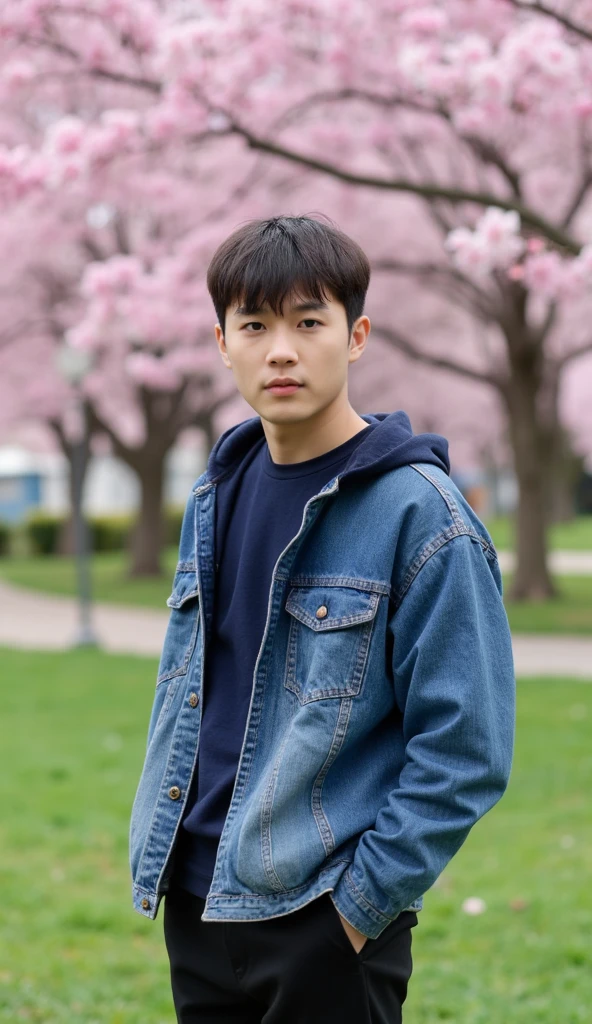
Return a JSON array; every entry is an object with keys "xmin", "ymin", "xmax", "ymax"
[
  {"xmin": 2, "ymin": 1, "xmax": 592, "ymax": 595},
  {"xmin": 155, "ymin": 0, "xmax": 592, "ymax": 599},
  {"xmin": 0, "ymin": 49, "xmax": 252, "ymax": 574}
]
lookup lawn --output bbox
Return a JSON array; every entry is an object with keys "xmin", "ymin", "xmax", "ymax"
[
  {"xmin": 1, "ymin": 549, "xmax": 591, "ymax": 635},
  {"xmin": 0, "ymin": 548, "xmax": 180, "ymax": 609},
  {"xmin": 502, "ymin": 574, "xmax": 592, "ymax": 634},
  {"xmin": 485, "ymin": 514, "xmax": 592, "ymax": 552},
  {"xmin": 0, "ymin": 647, "xmax": 590, "ymax": 1023}
]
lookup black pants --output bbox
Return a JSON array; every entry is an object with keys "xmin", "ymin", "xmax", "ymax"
[{"xmin": 164, "ymin": 883, "xmax": 418, "ymax": 1023}]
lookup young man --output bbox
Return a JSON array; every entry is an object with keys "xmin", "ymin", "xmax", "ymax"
[{"xmin": 129, "ymin": 215, "xmax": 516, "ymax": 1023}]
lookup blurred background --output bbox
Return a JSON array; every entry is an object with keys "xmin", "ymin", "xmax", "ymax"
[{"xmin": 0, "ymin": 1, "xmax": 591, "ymax": 1022}]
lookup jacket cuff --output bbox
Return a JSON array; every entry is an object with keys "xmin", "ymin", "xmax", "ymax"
[{"xmin": 330, "ymin": 868, "xmax": 394, "ymax": 940}]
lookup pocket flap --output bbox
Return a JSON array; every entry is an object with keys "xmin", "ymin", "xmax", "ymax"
[
  {"xmin": 285, "ymin": 586, "xmax": 379, "ymax": 631},
  {"xmin": 166, "ymin": 572, "xmax": 199, "ymax": 609}
]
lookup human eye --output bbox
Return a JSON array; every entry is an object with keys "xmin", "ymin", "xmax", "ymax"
[
  {"xmin": 241, "ymin": 321, "xmax": 266, "ymax": 332},
  {"xmin": 299, "ymin": 318, "xmax": 322, "ymax": 329}
]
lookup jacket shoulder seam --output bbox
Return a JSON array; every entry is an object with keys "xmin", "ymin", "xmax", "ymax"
[
  {"xmin": 409, "ymin": 463, "xmax": 466, "ymax": 531},
  {"xmin": 409, "ymin": 463, "xmax": 497, "ymax": 557},
  {"xmin": 394, "ymin": 527, "xmax": 494, "ymax": 612}
]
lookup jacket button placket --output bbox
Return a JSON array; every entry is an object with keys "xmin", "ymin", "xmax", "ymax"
[{"xmin": 168, "ymin": 786, "xmax": 181, "ymax": 800}]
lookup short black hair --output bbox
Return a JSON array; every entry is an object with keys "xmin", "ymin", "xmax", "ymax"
[{"xmin": 206, "ymin": 214, "xmax": 371, "ymax": 336}]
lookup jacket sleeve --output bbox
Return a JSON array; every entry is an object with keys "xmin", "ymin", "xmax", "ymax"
[{"xmin": 331, "ymin": 531, "xmax": 516, "ymax": 938}]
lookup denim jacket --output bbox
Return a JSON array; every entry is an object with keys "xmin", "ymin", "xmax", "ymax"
[{"xmin": 129, "ymin": 412, "xmax": 516, "ymax": 940}]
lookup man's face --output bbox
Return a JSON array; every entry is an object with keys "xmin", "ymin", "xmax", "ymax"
[{"xmin": 214, "ymin": 290, "xmax": 368, "ymax": 423}]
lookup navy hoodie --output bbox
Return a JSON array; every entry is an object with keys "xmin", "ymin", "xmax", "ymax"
[{"xmin": 171, "ymin": 411, "xmax": 450, "ymax": 898}]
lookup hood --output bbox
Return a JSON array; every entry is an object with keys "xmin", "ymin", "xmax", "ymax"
[{"xmin": 205, "ymin": 410, "xmax": 450, "ymax": 489}]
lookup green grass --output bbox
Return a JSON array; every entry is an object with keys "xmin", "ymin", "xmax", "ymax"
[
  {"xmin": 407, "ymin": 676, "xmax": 592, "ymax": 1023},
  {"xmin": 0, "ymin": 548, "xmax": 179, "ymax": 608},
  {"xmin": 502, "ymin": 575, "xmax": 592, "ymax": 634},
  {"xmin": 0, "ymin": 647, "xmax": 170, "ymax": 1023},
  {"xmin": 0, "ymin": 646, "xmax": 590, "ymax": 1023},
  {"xmin": 485, "ymin": 514, "xmax": 592, "ymax": 552},
  {"xmin": 1, "ymin": 549, "xmax": 592, "ymax": 635}
]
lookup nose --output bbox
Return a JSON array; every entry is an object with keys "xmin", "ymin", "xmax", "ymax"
[{"xmin": 265, "ymin": 327, "xmax": 299, "ymax": 365}]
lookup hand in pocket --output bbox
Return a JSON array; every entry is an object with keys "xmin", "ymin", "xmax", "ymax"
[{"xmin": 335, "ymin": 909, "xmax": 369, "ymax": 954}]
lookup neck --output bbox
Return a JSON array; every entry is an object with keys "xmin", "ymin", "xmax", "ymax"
[{"xmin": 263, "ymin": 399, "xmax": 368, "ymax": 465}]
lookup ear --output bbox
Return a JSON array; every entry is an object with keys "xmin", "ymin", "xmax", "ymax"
[
  {"xmin": 348, "ymin": 315, "xmax": 370, "ymax": 363},
  {"xmin": 215, "ymin": 323, "xmax": 232, "ymax": 367}
]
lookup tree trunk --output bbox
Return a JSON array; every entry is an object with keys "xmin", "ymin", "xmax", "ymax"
[
  {"xmin": 85, "ymin": 383, "xmax": 237, "ymax": 578},
  {"xmin": 195, "ymin": 410, "xmax": 219, "ymax": 464},
  {"xmin": 503, "ymin": 362, "xmax": 558, "ymax": 601},
  {"xmin": 541, "ymin": 410, "xmax": 584, "ymax": 526},
  {"xmin": 200, "ymin": 416, "xmax": 217, "ymax": 460},
  {"xmin": 128, "ymin": 455, "xmax": 166, "ymax": 577},
  {"xmin": 52, "ymin": 414, "xmax": 92, "ymax": 557}
]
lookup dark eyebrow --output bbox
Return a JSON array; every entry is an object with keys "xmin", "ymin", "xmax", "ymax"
[
  {"xmin": 233, "ymin": 300, "xmax": 330, "ymax": 316},
  {"xmin": 291, "ymin": 301, "xmax": 330, "ymax": 313},
  {"xmin": 234, "ymin": 305, "xmax": 262, "ymax": 316}
]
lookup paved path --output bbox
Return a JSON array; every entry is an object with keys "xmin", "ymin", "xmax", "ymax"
[
  {"xmin": 1, "ymin": 579, "xmax": 591, "ymax": 678},
  {"xmin": 497, "ymin": 550, "xmax": 592, "ymax": 574},
  {"xmin": 0, "ymin": 580, "xmax": 166, "ymax": 658}
]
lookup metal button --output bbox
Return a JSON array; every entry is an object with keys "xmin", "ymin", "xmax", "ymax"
[
  {"xmin": 188, "ymin": 692, "xmax": 199, "ymax": 708},
  {"xmin": 168, "ymin": 786, "xmax": 181, "ymax": 800},
  {"xmin": 141, "ymin": 897, "xmax": 150, "ymax": 910},
  {"xmin": 316, "ymin": 605, "xmax": 328, "ymax": 619}
]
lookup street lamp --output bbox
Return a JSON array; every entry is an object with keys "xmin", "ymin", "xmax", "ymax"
[{"xmin": 55, "ymin": 341, "xmax": 100, "ymax": 648}]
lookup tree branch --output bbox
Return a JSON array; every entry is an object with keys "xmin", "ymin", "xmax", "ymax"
[
  {"xmin": 270, "ymin": 88, "xmax": 523, "ymax": 199},
  {"xmin": 17, "ymin": 32, "xmax": 161, "ymax": 92},
  {"xmin": 561, "ymin": 171, "xmax": 592, "ymax": 229},
  {"xmin": 372, "ymin": 322, "xmax": 505, "ymax": 390},
  {"xmin": 505, "ymin": 0, "xmax": 592, "ymax": 43},
  {"xmin": 227, "ymin": 121, "xmax": 581, "ymax": 252},
  {"xmin": 371, "ymin": 258, "xmax": 498, "ymax": 321}
]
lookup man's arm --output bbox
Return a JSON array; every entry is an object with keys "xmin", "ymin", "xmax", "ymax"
[{"xmin": 331, "ymin": 532, "xmax": 516, "ymax": 939}]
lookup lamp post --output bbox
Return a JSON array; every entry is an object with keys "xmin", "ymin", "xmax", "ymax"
[{"xmin": 55, "ymin": 342, "xmax": 100, "ymax": 648}]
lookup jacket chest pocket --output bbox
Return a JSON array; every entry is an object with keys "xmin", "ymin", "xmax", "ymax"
[
  {"xmin": 156, "ymin": 568, "xmax": 200, "ymax": 685},
  {"xmin": 284, "ymin": 585, "xmax": 380, "ymax": 705}
]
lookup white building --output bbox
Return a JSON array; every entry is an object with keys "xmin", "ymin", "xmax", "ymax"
[{"xmin": 0, "ymin": 440, "xmax": 207, "ymax": 523}]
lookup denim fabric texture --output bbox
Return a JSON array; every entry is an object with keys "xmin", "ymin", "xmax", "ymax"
[{"xmin": 129, "ymin": 414, "xmax": 516, "ymax": 940}]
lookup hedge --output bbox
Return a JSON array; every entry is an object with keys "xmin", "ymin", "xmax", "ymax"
[
  {"xmin": 0, "ymin": 521, "xmax": 10, "ymax": 556},
  {"xmin": 21, "ymin": 507, "xmax": 186, "ymax": 556}
]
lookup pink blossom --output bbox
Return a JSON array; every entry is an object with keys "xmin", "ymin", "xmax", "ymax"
[
  {"xmin": 45, "ymin": 117, "xmax": 86, "ymax": 155},
  {"xmin": 81, "ymin": 263, "xmax": 117, "ymax": 299},
  {"xmin": 557, "ymin": 261, "xmax": 587, "ymax": 300},
  {"xmin": 469, "ymin": 60, "xmax": 512, "ymax": 106},
  {"xmin": 536, "ymin": 40, "xmax": 578, "ymax": 81},
  {"xmin": 522, "ymin": 251, "xmax": 564, "ymax": 298},
  {"xmin": 101, "ymin": 109, "xmax": 141, "ymax": 138},
  {"xmin": 527, "ymin": 238, "xmax": 545, "ymax": 254},
  {"xmin": 64, "ymin": 323, "xmax": 102, "ymax": 351},
  {"xmin": 452, "ymin": 106, "xmax": 489, "ymax": 136},
  {"xmin": 125, "ymin": 352, "xmax": 182, "ymax": 391},
  {"xmin": 446, "ymin": 208, "xmax": 525, "ymax": 276},
  {"xmin": 445, "ymin": 35, "xmax": 491, "ymax": 67},
  {"xmin": 144, "ymin": 105, "xmax": 182, "ymax": 142},
  {"xmin": 574, "ymin": 94, "xmax": 592, "ymax": 119},
  {"xmin": 445, "ymin": 227, "xmax": 492, "ymax": 277},
  {"xmin": 1, "ymin": 60, "xmax": 36, "ymax": 90},
  {"xmin": 400, "ymin": 7, "xmax": 448, "ymax": 37},
  {"xmin": 167, "ymin": 348, "xmax": 218, "ymax": 376},
  {"xmin": 108, "ymin": 256, "xmax": 143, "ymax": 290}
]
